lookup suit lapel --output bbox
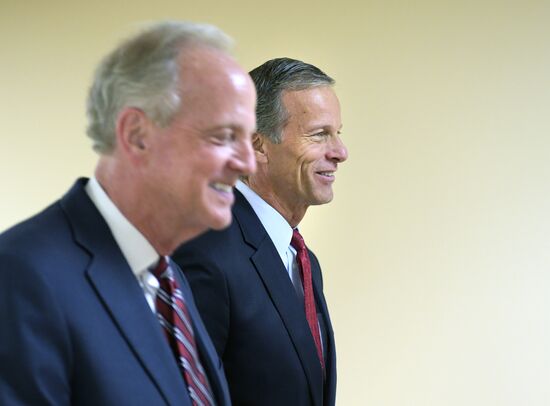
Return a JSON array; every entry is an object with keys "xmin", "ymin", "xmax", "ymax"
[
  {"xmin": 60, "ymin": 179, "xmax": 190, "ymax": 406},
  {"xmin": 233, "ymin": 191, "xmax": 324, "ymax": 406}
]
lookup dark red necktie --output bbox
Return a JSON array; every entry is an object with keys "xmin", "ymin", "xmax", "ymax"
[
  {"xmin": 291, "ymin": 230, "xmax": 325, "ymax": 371},
  {"xmin": 153, "ymin": 257, "xmax": 215, "ymax": 406}
]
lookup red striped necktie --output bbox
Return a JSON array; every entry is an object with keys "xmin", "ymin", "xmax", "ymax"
[
  {"xmin": 291, "ymin": 230, "xmax": 325, "ymax": 372},
  {"xmin": 153, "ymin": 257, "xmax": 215, "ymax": 406}
]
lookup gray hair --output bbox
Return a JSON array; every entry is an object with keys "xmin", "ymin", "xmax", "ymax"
[
  {"xmin": 86, "ymin": 21, "xmax": 233, "ymax": 154},
  {"xmin": 249, "ymin": 57, "xmax": 334, "ymax": 144}
]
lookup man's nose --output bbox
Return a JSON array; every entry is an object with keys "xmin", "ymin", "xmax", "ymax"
[
  {"xmin": 326, "ymin": 135, "xmax": 348, "ymax": 163},
  {"xmin": 231, "ymin": 139, "xmax": 257, "ymax": 176}
]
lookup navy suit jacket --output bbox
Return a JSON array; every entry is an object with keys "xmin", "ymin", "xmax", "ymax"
[
  {"xmin": 173, "ymin": 190, "xmax": 337, "ymax": 406},
  {"xmin": 0, "ymin": 179, "xmax": 231, "ymax": 406}
]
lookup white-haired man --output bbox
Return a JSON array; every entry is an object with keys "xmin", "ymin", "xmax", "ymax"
[{"xmin": 0, "ymin": 21, "xmax": 256, "ymax": 405}]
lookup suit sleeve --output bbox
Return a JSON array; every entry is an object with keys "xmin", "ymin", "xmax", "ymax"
[
  {"xmin": 0, "ymin": 254, "xmax": 72, "ymax": 405},
  {"xmin": 171, "ymin": 249, "xmax": 230, "ymax": 358}
]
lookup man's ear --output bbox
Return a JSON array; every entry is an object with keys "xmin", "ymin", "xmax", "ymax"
[
  {"xmin": 253, "ymin": 132, "xmax": 269, "ymax": 164},
  {"xmin": 115, "ymin": 107, "xmax": 151, "ymax": 160}
]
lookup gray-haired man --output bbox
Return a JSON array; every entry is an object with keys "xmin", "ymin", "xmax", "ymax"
[{"xmin": 174, "ymin": 57, "xmax": 348, "ymax": 406}]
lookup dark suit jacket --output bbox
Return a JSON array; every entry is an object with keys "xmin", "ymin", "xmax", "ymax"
[
  {"xmin": 172, "ymin": 190, "xmax": 337, "ymax": 406},
  {"xmin": 0, "ymin": 178, "xmax": 230, "ymax": 406}
]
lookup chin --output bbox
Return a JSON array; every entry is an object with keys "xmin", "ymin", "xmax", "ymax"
[
  {"xmin": 207, "ymin": 212, "xmax": 232, "ymax": 230},
  {"xmin": 312, "ymin": 196, "xmax": 333, "ymax": 206}
]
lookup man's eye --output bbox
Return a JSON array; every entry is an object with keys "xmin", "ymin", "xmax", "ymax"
[
  {"xmin": 211, "ymin": 132, "xmax": 235, "ymax": 145},
  {"xmin": 309, "ymin": 131, "xmax": 329, "ymax": 138}
]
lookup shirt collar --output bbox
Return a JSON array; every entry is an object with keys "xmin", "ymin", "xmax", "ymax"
[
  {"xmin": 236, "ymin": 180, "xmax": 294, "ymax": 262},
  {"xmin": 85, "ymin": 177, "xmax": 159, "ymax": 276}
]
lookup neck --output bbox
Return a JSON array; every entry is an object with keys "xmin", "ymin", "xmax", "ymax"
[
  {"xmin": 246, "ymin": 178, "xmax": 307, "ymax": 228},
  {"xmin": 94, "ymin": 159, "xmax": 190, "ymax": 256}
]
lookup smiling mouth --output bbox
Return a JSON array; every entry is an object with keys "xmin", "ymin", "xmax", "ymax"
[
  {"xmin": 210, "ymin": 182, "xmax": 233, "ymax": 193},
  {"xmin": 316, "ymin": 171, "xmax": 335, "ymax": 178}
]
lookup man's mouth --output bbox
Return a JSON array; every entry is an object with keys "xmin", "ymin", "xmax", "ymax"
[
  {"xmin": 316, "ymin": 171, "xmax": 335, "ymax": 178},
  {"xmin": 210, "ymin": 182, "xmax": 233, "ymax": 193}
]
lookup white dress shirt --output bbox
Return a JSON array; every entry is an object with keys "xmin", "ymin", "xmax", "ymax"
[
  {"xmin": 236, "ymin": 180, "xmax": 304, "ymax": 296},
  {"xmin": 85, "ymin": 177, "xmax": 161, "ymax": 313}
]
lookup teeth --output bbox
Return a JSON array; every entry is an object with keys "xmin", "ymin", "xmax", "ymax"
[
  {"xmin": 318, "ymin": 172, "xmax": 334, "ymax": 177},
  {"xmin": 211, "ymin": 182, "xmax": 233, "ymax": 193}
]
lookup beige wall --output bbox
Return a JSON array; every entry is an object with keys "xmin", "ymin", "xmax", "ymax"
[{"xmin": 2, "ymin": 0, "xmax": 550, "ymax": 404}]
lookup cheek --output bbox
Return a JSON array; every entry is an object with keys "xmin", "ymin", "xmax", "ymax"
[
  {"xmin": 192, "ymin": 149, "xmax": 229, "ymax": 183},
  {"xmin": 191, "ymin": 145, "xmax": 218, "ymax": 167},
  {"xmin": 296, "ymin": 150, "xmax": 317, "ymax": 173}
]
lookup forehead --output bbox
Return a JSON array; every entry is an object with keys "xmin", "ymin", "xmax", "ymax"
[
  {"xmin": 174, "ymin": 47, "xmax": 255, "ymax": 118},
  {"xmin": 178, "ymin": 47, "xmax": 239, "ymax": 92},
  {"xmin": 281, "ymin": 86, "xmax": 341, "ymax": 127}
]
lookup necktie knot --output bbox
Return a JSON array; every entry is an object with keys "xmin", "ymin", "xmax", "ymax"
[
  {"xmin": 291, "ymin": 229, "xmax": 307, "ymax": 253},
  {"xmin": 152, "ymin": 256, "xmax": 168, "ymax": 279}
]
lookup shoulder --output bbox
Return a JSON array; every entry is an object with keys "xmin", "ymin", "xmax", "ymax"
[
  {"xmin": 0, "ymin": 200, "xmax": 69, "ymax": 258},
  {"xmin": 175, "ymin": 218, "xmax": 244, "ymax": 259},
  {"xmin": 0, "ymin": 190, "xmax": 92, "ymax": 286},
  {"xmin": 0, "ymin": 179, "xmax": 91, "ymax": 257}
]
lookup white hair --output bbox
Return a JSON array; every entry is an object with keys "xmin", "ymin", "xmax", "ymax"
[{"xmin": 86, "ymin": 21, "xmax": 233, "ymax": 154}]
